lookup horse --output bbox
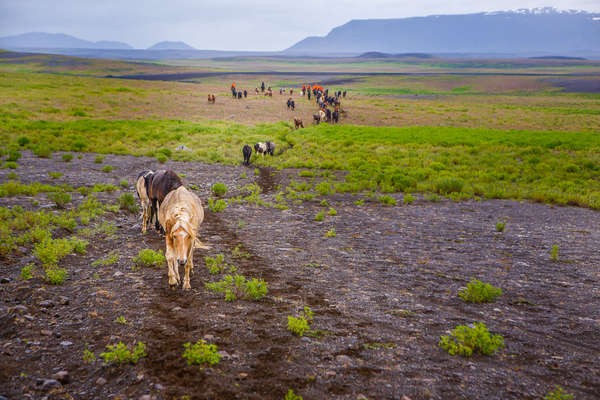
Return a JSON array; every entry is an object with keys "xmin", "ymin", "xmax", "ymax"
[
  {"xmin": 243, "ymin": 90, "xmax": 247, "ymax": 98},
  {"xmin": 242, "ymin": 144, "xmax": 252, "ymax": 165},
  {"xmin": 158, "ymin": 186, "xmax": 209, "ymax": 290},
  {"xmin": 266, "ymin": 141, "xmax": 276, "ymax": 156},
  {"xmin": 147, "ymin": 170, "xmax": 183, "ymax": 233},
  {"xmin": 207, "ymin": 94, "xmax": 216, "ymax": 103},
  {"xmin": 294, "ymin": 117, "xmax": 304, "ymax": 129},
  {"xmin": 332, "ymin": 110, "xmax": 339, "ymax": 123},
  {"xmin": 254, "ymin": 142, "xmax": 267, "ymax": 156},
  {"xmin": 135, "ymin": 170, "xmax": 154, "ymax": 234},
  {"xmin": 313, "ymin": 113, "xmax": 321, "ymax": 125}
]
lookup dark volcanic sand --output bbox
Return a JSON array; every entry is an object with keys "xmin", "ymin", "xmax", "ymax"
[{"xmin": 1, "ymin": 151, "xmax": 599, "ymax": 400}]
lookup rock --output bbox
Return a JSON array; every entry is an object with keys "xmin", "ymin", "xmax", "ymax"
[
  {"xmin": 401, "ymin": 396, "xmax": 413, "ymax": 400},
  {"xmin": 36, "ymin": 378, "xmax": 44, "ymax": 386},
  {"xmin": 335, "ymin": 355, "xmax": 353, "ymax": 367},
  {"xmin": 217, "ymin": 351, "xmax": 230, "ymax": 360},
  {"xmin": 24, "ymin": 314, "xmax": 34, "ymax": 321},
  {"xmin": 237, "ymin": 373, "xmax": 248, "ymax": 380},
  {"xmin": 135, "ymin": 373, "xmax": 144, "ymax": 382},
  {"xmin": 42, "ymin": 379, "xmax": 61, "ymax": 390},
  {"xmin": 139, "ymin": 395, "xmax": 151, "ymax": 400},
  {"xmin": 59, "ymin": 296, "xmax": 70, "ymax": 305},
  {"xmin": 171, "ymin": 307, "xmax": 182, "ymax": 312},
  {"xmin": 88, "ymin": 311, "xmax": 98, "ymax": 318},
  {"xmin": 13, "ymin": 305, "xmax": 28, "ymax": 313},
  {"xmin": 175, "ymin": 145, "xmax": 191, "ymax": 152},
  {"xmin": 301, "ymin": 337, "xmax": 311, "ymax": 343},
  {"xmin": 154, "ymin": 383, "xmax": 165, "ymax": 390},
  {"xmin": 113, "ymin": 271, "xmax": 124, "ymax": 278},
  {"xmin": 40, "ymin": 330, "xmax": 53, "ymax": 336},
  {"xmin": 60, "ymin": 341, "xmax": 73, "ymax": 347},
  {"xmin": 39, "ymin": 300, "xmax": 54, "ymax": 308},
  {"xmin": 1, "ymin": 277, "xmax": 11, "ymax": 284},
  {"xmin": 325, "ymin": 370, "xmax": 336, "ymax": 377},
  {"xmin": 95, "ymin": 377, "xmax": 107, "ymax": 386},
  {"xmin": 52, "ymin": 371, "xmax": 70, "ymax": 384},
  {"xmin": 203, "ymin": 334, "xmax": 215, "ymax": 341},
  {"xmin": 0, "ymin": 395, "xmax": 9, "ymax": 400},
  {"xmin": 54, "ymin": 332, "xmax": 62, "ymax": 338}
]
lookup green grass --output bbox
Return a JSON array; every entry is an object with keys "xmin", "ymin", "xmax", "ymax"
[
  {"xmin": 133, "ymin": 249, "xmax": 166, "ymax": 269},
  {"xmin": 439, "ymin": 322, "xmax": 504, "ymax": 356},
  {"xmin": 459, "ymin": 279, "xmax": 502, "ymax": 303},
  {"xmin": 100, "ymin": 341, "xmax": 146, "ymax": 365},
  {"xmin": 182, "ymin": 340, "xmax": 221, "ymax": 366},
  {"xmin": 205, "ymin": 274, "xmax": 268, "ymax": 301}
]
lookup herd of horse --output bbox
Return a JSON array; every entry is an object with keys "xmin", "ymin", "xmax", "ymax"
[{"xmin": 140, "ymin": 82, "xmax": 345, "ymax": 290}]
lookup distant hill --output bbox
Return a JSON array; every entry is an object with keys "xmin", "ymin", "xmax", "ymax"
[
  {"xmin": 0, "ymin": 32, "xmax": 132, "ymax": 49},
  {"xmin": 147, "ymin": 41, "xmax": 195, "ymax": 50},
  {"xmin": 358, "ymin": 52, "xmax": 432, "ymax": 58},
  {"xmin": 286, "ymin": 8, "xmax": 600, "ymax": 57}
]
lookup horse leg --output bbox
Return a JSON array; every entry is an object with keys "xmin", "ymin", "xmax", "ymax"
[
  {"xmin": 182, "ymin": 247, "xmax": 193, "ymax": 291},
  {"xmin": 141, "ymin": 202, "xmax": 147, "ymax": 234},
  {"xmin": 165, "ymin": 240, "xmax": 179, "ymax": 287}
]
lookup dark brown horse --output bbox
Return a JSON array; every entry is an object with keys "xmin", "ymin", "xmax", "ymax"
[
  {"xmin": 294, "ymin": 117, "xmax": 304, "ymax": 129},
  {"xmin": 146, "ymin": 170, "xmax": 183, "ymax": 233}
]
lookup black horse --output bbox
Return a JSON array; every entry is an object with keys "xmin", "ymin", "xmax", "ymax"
[{"xmin": 242, "ymin": 144, "xmax": 252, "ymax": 165}]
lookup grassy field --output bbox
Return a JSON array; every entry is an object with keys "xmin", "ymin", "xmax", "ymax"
[{"xmin": 1, "ymin": 52, "xmax": 599, "ymax": 209}]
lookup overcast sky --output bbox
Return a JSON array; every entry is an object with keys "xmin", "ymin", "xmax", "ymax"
[{"xmin": 1, "ymin": 0, "xmax": 599, "ymax": 50}]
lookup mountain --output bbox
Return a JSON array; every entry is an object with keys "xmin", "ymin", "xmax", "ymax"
[
  {"xmin": 0, "ymin": 32, "xmax": 132, "ymax": 49},
  {"xmin": 147, "ymin": 41, "xmax": 195, "ymax": 50},
  {"xmin": 286, "ymin": 8, "xmax": 600, "ymax": 56}
]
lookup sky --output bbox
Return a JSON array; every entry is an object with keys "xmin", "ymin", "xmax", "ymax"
[{"xmin": 1, "ymin": 0, "xmax": 599, "ymax": 51}]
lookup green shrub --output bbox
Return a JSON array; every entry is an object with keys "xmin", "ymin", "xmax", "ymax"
[
  {"xmin": 34, "ymin": 237, "xmax": 78, "ymax": 268},
  {"xmin": 204, "ymin": 254, "xmax": 227, "ymax": 274},
  {"xmin": 3, "ymin": 161, "xmax": 17, "ymax": 169},
  {"xmin": 354, "ymin": 199, "xmax": 364, "ymax": 206},
  {"xmin": 459, "ymin": 279, "xmax": 502, "ymax": 303},
  {"xmin": 439, "ymin": 322, "xmax": 504, "ymax": 356},
  {"xmin": 315, "ymin": 211, "xmax": 325, "ymax": 221},
  {"xmin": 496, "ymin": 221, "xmax": 505, "ymax": 232},
  {"xmin": 435, "ymin": 177, "xmax": 465, "ymax": 194},
  {"xmin": 325, "ymin": 227, "xmax": 336, "ymax": 237},
  {"xmin": 315, "ymin": 181, "xmax": 331, "ymax": 196},
  {"xmin": 320, "ymin": 199, "xmax": 329, "ymax": 207},
  {"xmin": 48, "ymin": 172, "xmax": 63, "ymax": 179},
  {"xmin": 426, "ymin": 193, "xmax": 441, "ymax": 202},
  {"xmin": 83, "ymin": 348, "xmax": 96, "ymax": 363},
  {"xmin": 551, "ymin": 244, "xmax": 559, "ymax": 261},
  {"xmin": 92, "ymin": 250, "xmax": 119, "ymax": 267},
  {"xmin": 299, "ymin": 170, "xmax": 314, "ymax": 177},
  {"xmin": 100, "ymin": 341, "xmax": 146, "ymax": 365},
  {"xmin": 327, "ymin": 208, "xmax": 337, "ymax": 216},
  {"xmin": 211, "ymin": 183, "xmax": 228, "ymax": 197},
  {"xmin": 115, "ymin": 315, "xmax": 127, "ymax": 324},
  {"xmin": 133, "ymin": 249, "xmax": 166, "ymax": 269},
  {"xmin": 156, "ymin": 153, "xmax": 168, "ymax": 163},
  {"xmin": 62, "ymin": 153, "xmax": 74, "ymax": 162},
  {"xmin": 17, "ymin": 137, "xmax": 30, "ymax": 147},
  {"xmin": 205, "ymin": 274, "xmax": 268, "ymax": 301},
  {"xmin": 33, "ymin": 145, "xmax": 52, "ymax": 158},
  {"xmin": 45, "ymin": 267, "xmax": 68, "ymax": 285},
  {"xmin": 208, "ymin": 198, "xmax": 227, "ymax": 212},
  {"xmin": 48, "ymin": 191, "xmax": 71, "ymax": 208},
  {"xmin": 287, "ymin": 307, "xmax": 313, "ymax": 336},
  {"xmin": 7, "ymin": 172, "xmax": 18, "ymax": 179},
  {"xmin": 94, "ymin": 155, "xmax": 105, "ymax": 164},
  {"xmin": 119, "ymin": 179, "xmax": 128, "ymax": 188},
  {"xmin": 182, "ymin": 340, "xmax": 221, "ymax": 366},
  {"xmin": 118, "ymin": 193, "xmax": 138, "ymax": 213},
  {"xmin": 7, "ymin": 150, "xmax": 21, "ymax": 162},
  {"xmin": 285, "ymin": 389, "xmax": 303, "ymax": 400},
  {"xmin": 20, "ymin": 264, "xmax": 34, "ymax": 280},
  {"xmin": 403, "ymin": 193, "xmax": 415, "ymax": 205},
  {"xmin": 544, "ymin": 386, "xmax": 573, "ymax": 400},
  {"xmin": 378, "ymin": 195, "xmax": 396, "ymax": 206},
  {"xmin": 101, "ymin": 165, "xmax": 114, "ymax": 173}
]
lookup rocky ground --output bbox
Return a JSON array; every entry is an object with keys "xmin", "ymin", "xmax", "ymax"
[{"xmin": 1, "ymin": 152, "xmax": 599, "ymax": 400}]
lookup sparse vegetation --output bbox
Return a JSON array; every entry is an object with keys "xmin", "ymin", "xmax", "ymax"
[
  {"xmin": 378, "ymin": 195, "xmax": 396, "ymax": 206},
  {"xmin": 439, "ymin": 322, "xmax": 504, "ymax": 356},
  {"xmin": 459, "ymin": 279, "xmax": 502, "ymax": 303},
  {"xmin": 48, "ymin": 191, "xmax": 71, "ymax": 208},
  {"xmin": 62, "ymin": 153, "xmax": 73, "ymax": 162},
  {"xmin": 204, "ymin": 254, "xmax": 231, "ymax": 274},
  {"xmin": 94, "ymin": 155, "xmax": 105, "ymax": 164},
  {"xmin": 551, "ymin": 244, "xmax": 559, "ymax": 261},
  {"xmin": 325, "ymin": 227, "xmax": 337, "ymax": 237},
  {"xmin": 287, "ymin": 307, "xmax": 314, "ymax": 337},
  {"xmin": 544, "ymin": 386, "xmax": 574, "ymax": 400},
  {"xmin": 496, "ymin": 221, "xmax": 506, "ymax": 232},
  {"xmin": 315, "ymin": 211, "xmax": 325, "ymax": 221},
  {"xmin": 205, "ymin": 274, "xmax": 268, "ymax": 301},
  {"xmin": 118, "ymin": 193, "xmax": 138, "ymax": 213},
  {"xmin": 100, "ymin": 341, "xmax": 147, "ymax": 365},
  {"xmin": 211, "ymin": 182, "xmax": 228, "ymax": 197},
  {"xmin": 208, "ymin": 198, "xmax": 227, "ymax": 212},
  {"xmin": 20, "ymin": 264, "xmax": 33, "ymax": 280},
  {"xmin": 48, "ymin": 172, "xmax": 63, "ymax": 179},
  {"xmin": 44, "ymin": 267, "xmax": 67, "ymax": 285},
  {"xmin": 182, "ymin": 340, "xmax": 221, "ymax": 366},
  {"xmin": 115, "ymin": 315, "xmax": 127, "ymax": 325},
  {"xmin": 101, "ymin": 165, "xmax": 114, "ymax": 173},
  {"xmin": 403, "ymin": 193, "xmax": 415, "ymax": 205},
  {"xmin": 119, "ymin": 179, "xmax": 128, "ymax": 188},
  {"xmin": 285, "ymin": 389, "xmax": 303, "ymax": 400},
  {"xmin": 83, "ymin": 348, "xmax": 96, "ymax": 363},
  {"xmin": 92, "ymin": 250, "xmax": 119, "ymax": 267}
]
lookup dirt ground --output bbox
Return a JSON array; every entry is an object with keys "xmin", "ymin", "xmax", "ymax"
[{"xmin": 1, "ymin": 152, "xmax": 600, "ymax": 400}]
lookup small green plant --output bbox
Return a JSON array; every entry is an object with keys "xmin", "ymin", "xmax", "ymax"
[
  {"xmin": 496, "ymin": 221, "xmax": 506, "ymax": 232},
  {"xmin": 157, "ymin": 148, "xmax": 172, "ymax": 158},
  {"xmin": 92, "ymin": 250, "xmax": 119, "ymax": 267},
  {"xmin": 204, "ymin": 254, "xmax": 227, "ymax": 274},
  {"xmin": 83, "ymin": 348, "xmax": 96, "ymax": 363},
  {"xmin": 285, "ymin": 389, "xmax": 303, "ymax": 400},
  {"xmin": 33, "ymin": 145, "xmax": 52, "ymax": 158},
  {"xmin": 62, "ymin": 153, "xmax": 74, "ymax": 162},
  {"xmin": 237, "ymin": 221, "xmax": 246, "ymax": 229},
  {"xmin": 94, "ymin": 155, "xmax": 105, "ymax": 164},
  {"xmin": 325, "ymin": 227, "xmax": 336, "ymax": 237},
  {"xmin": 254, "ymin": 168, "xmax": 260, "ymax": 175},
  {"xmin": 101, "ymin": 165, "xmax": 114, "ymax": 173},
  {"xmin": 133, "ymin": 249, "xmax": 166, "ymax": 269},
  {"xmin": 182, "ymin": 340, "xmax": 221, "ymax": 366},
  {"xmin": 6, "ymin": 150, "xmax": 21, "ymax": 162},
  {"xmin": 327, "ymin": 208, "xmax": 337, "ymax": 216},
  {"xmin": 45, "ymin": 267, "xmax": 68, "ymax": 285},
  {"xmin": 34, "ymin": 237, "xmax": 79, "ymax": 267},
  {"xmin": 156, "ymin": 153, "xmax": 168, "ymax": 163},
  {"xmin": 320, "ymin": 199, "xmax": 329, "ymax": 207},
  {"xmin": 211, "ymin": 183, "xmax": 228, "ymax": 197},
  {"xmin": 3, "ymin": 161, "xmax": 17, "ymax": 169},
  {"xmin": 100, "ymin": 341, "xmax": 146, "ymax": 365},
  {"xmin": 48, "ymin": 172, "xmax": 63, "ymax": 179},
  {"xmin": 544, "ymin": 386, "xmax": 573, "ymax": 400},
  {"xmin": 119, "ymin": 179, "xmax": 128, "ymax": 188},
  {"xmin": 208, "ymin": 198, "xmax": 227, "ymax": 213},
  {"xmin": 551, "ymin": 244, "xmax": 559, "ymax": 261},
  {"xmin": 118, "ymin": 193, "xmax": 138, "ymax": 213},
  {"xmin": 458, "ymin": 279, "xmax": 502, "ymax": 303},
  {"xmin": 48, "ymin": 191, "xmax": 71, "ymax": 208},
  {"xmin": 426, "ymin": 193, "xmax": 441, "ymax": 202},
  {"xmin": 354, "ymin": 199, "xmax": 364, "ymax": 206},
  {"xmin": 315, "ymin": 211, "xmax": 325, "ymax": 221},
  {"xmin": 17, "ymin": 137, "xmax": 30, "ymax": 147},
  {"xmin": 115, "ymin": 315, "xmax": 127, "ymax": 325},
  {"xmin": 299, "ymin": 170, "xmax": 314, "ymax": 177},
  {"xmin": 378, "ymin": 195, "xmax": 396, "ymax": 206},
  {"xmin": 7, "ymin": 172, "xmax": 17, "ymax": 179},
  {"xmin": 439, "ymin": 322, "xmax": 504, "ymax": 356},
  {"xmin": 403, "ymin": 193, "xmax": 415, "ymax": 205},
  {"xmin": 205, "ymin": 274, "xmax": 268, "ymax": 301},
  {"xmin": 189, "ymin": 184, "xmax": 199, "ymax": 190},
  {"xmin": 231, "ymin": 244, "xmax": 250, "ymax": 259},
  {"xmin": 287, "ymin": 307, "xmax": 314, "ymax": 336},
  {"xmin": 315, "ymin": 181, "xmax": 331, "ymax": 196},
  {"xmin": 435, "ymin": 177, "xmax": 465, "ymax": 195},
  {"xmin": 20, "ymin": 264, "xmax": 33, "ymax": 280}
]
